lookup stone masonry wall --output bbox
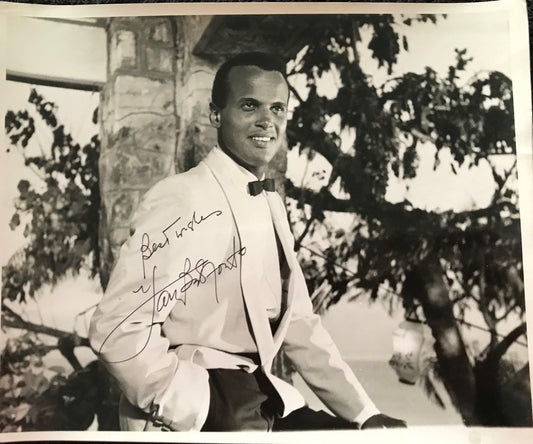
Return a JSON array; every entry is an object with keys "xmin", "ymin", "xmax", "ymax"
[
  {"xmin": 99, "ymin": 17, "xmax": 177, "ymax": 286},
  {"xmin": 174, "ymin": 16, "xmax": 219, "ymax": 172}
]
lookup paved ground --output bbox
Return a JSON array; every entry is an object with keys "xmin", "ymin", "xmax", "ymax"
[{"xmin": 292, "ymin": 359, "xmax": 463, "ymax": 426}]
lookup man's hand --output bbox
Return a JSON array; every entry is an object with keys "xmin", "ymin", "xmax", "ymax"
[{"xmin": 361, "ymin": 413, "xmax": 407, "ymax": 429}]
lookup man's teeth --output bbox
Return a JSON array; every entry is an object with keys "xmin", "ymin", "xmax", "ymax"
[{"xmin": 252, "ymin": 136, "xmax": 271, "ymax": 142}]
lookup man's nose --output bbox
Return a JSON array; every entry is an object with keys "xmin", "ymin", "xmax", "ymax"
[{"xmin": 255, "ymin": 108, "xmax": 274, "ymax": 129}]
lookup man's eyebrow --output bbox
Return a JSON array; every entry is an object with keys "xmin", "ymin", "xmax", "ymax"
[
  {"xmin": 237, "ymin": 97, "xmax": 259, "ymax": 103},
  {"xmin": 236, "ymin": 98, "xmax": 287, "ymax": 106}
]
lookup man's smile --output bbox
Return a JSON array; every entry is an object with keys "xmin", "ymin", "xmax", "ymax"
[
  {"xmin": 251, "ymin": 136, "xmax": 273, "ymax": 142},
  {"xmin": 250, "ymin": 134, "xmax": 276, "ymax": 147}
]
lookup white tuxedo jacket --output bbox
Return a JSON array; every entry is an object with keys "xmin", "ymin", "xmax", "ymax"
[{"xmin": 89, "ymin": 147, "xmax": 377, "ymax": 431}]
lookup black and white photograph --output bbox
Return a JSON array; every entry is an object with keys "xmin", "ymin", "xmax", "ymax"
[{"xmin": 0, "ymin": 0, "xmax": 532, "ymax": 442}]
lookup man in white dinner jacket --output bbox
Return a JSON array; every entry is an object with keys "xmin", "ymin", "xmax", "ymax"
[{"xmin": 89, "ymin": 52, "xmax": 406, "ymax": 432}]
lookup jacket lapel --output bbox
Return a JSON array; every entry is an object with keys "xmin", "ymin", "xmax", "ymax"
[
  {"xmin": 265, "ymin": 192, "xmax": 298, "ymax": 352},
  {"xmin": 203, "ymin": 151, "xmax": 276, "ymax": 365}
]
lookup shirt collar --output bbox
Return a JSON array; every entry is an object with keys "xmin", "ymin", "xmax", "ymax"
[{"xmin": 208, "ymin": 146, "xmax": 265, "ymax": 192}]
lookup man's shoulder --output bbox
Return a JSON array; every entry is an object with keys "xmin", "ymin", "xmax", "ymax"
[
  {"xmin": 144, "ymin": 161, "xmax": 213, "ymax": 202},
  {"xmin": 132, "ymin": 161, "xmax": 217, "ymax": 225}
]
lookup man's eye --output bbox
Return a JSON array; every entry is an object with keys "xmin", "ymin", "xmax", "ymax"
[
  {"xmin": 241, "ymin": 102, "xmax": 256, "ymax": 111},
  {"xmin": 272, "ymin": 105, "xmax": 287, "ymax": 114}
]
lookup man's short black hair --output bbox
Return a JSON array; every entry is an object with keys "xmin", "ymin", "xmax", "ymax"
[{"xmin": 211, "ymin": 52, "xmax": 288, "ymax": 109}]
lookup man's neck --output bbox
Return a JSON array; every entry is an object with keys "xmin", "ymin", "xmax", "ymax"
[{"xmin": 217, "ymin": 142, "xmax": 265, "ymax": 179}]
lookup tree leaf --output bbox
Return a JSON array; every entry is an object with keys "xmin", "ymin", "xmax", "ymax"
[
  {"xmin": 17, "ymin": 179, "xmax": 31, "ymax": 195},
  {"xmin": 13, "ymin": 403, "xmax": 32, "ymax": 421},
  {"xmin": 9, "ymin": 213, "xmax": 20, "ymax": 231}
]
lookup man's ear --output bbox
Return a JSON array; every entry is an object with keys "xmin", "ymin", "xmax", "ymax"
[{"xmin": 209, "ymin": 102, "xmax": 221, "ymax": 128}]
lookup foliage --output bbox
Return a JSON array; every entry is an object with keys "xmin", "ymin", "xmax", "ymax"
[
  {"xmin": 2, "ymin": 89, "xmax": 106, "ymax": 432},
  {"xmin": 285, "ymin": 14, "xmax": 528, "ymax": 425},
  {"xmin": 3, "ymin": 89, "xmax": 101, "ymax": 302},
  {"xmin": 0, "ymin": 331, "xmax": 118, "ymax": 432},
  {"xmin": 0, "ymin": 332, "xmax": 65, "ymax": 432}
]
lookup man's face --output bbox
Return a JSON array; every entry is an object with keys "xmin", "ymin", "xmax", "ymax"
[{"xmin": 212, "ymin": 65, "xmax": 289, "ymax": 178}]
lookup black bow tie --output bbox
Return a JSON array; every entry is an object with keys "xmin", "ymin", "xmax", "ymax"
[{"xmin": 248, "ymin": 178, "xmax": 275, "ymax": 196}]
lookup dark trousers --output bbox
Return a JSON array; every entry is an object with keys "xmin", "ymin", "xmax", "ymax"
[{"xmin": 201, "ymin": 368, "xmax": 358, "ymax": 432}]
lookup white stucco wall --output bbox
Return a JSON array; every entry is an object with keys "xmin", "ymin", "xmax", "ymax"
[{"xmin": 6, "ymin": 17, "xmax": 106, "ymax": 84}]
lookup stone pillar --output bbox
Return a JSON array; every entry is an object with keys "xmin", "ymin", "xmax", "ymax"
[
  {"xmin": 174, "ymin": 16, "xmax": 219, "ymax": 172},
  {"xmin": 99, "ymin": 17, "xmax": 177, "ymax": 287}
]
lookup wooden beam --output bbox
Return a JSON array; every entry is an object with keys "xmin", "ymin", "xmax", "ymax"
[
  {"xmin": 6, "ymin": 70, "xmax": 103, "ymax": 92},
  {"xmin": 35, "ymin": 17, "xmax": 106, "ymax": 28}
]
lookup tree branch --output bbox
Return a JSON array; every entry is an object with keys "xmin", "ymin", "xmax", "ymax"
[
  {"xmin": 287, "ymin": 180, "xmax": 519, "ymax": 227},
  {"xmin": 287, "ymin": 128, "xmax": 342, "ymax": 166},
  {"xmin": 294, "ymin": 216, "xmax": 315, "ymax": 251},
  {"xmin": 2, "ymin": 304, "xmax": 90, "ymax": 348},
  {"xmin": 3, "ymin": 343, "xmax": 57, "ymax": 363},
  {"xmin": 484, "ymin": 322, "xmax": 527, "ymax": 365},
  {"xmin": 451, "ymin": 291, "xmax": 479, "ymax": 306},
  {"xmin": 350, "ymin": 19, "xmax": 361, "ymax": 65},
  {"xmin": 287, "ymin": 82, "xmax": 304, "ymax": 104},
  {"xmin": 477, "ymin": 256, "xmax": 499, "ymax": 347},
  {"xmin": 495, "ymin": 301, "xmax": 519, "ymax": 323},
  {"xmin": 488, "ymin": 158, "xmax": 517, "ymax": 205},
  {"xmin": 298, "ymin": 244, "xmax": 358, "ymax": 278},
  {"xmin": 286, "ymin": 181, "xmax": 356, "ymax": 212},
  {"xmin": 12, "ymin": 146, "xmax": 46, "ymax": 181}
]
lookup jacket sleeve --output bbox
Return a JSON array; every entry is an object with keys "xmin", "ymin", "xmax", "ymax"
[
  {"xmin": 278, "ymin": 216, "xmax": 379, "ymax": 424},
  {"xmin": 89, "ymin": 181, "xmax": 210, "ymax": 431}
]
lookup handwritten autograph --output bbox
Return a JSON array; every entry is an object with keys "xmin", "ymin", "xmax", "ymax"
[
  {"xmin": 140, "ymin": 209, "xmax": 222, "ymax": 279},
  {"xmin": 98, "ymin": 236, "xmax": 246, "ymax": 363}
]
